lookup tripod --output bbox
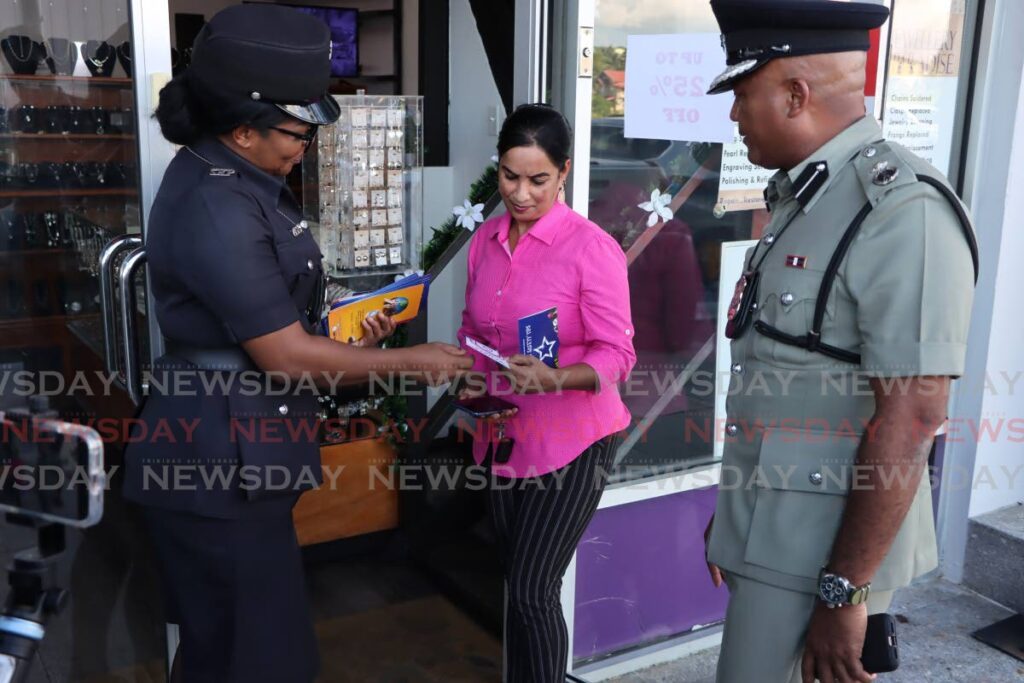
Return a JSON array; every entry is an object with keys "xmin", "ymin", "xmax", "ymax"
[{"xmin": 0, "ymin": 515, "xmax": 69, "ymax": 683}]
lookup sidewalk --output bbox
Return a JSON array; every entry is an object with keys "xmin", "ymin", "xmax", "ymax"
[{"xmin": 611, "ymin": 579, "xmax": 1024, "ymax": 682}]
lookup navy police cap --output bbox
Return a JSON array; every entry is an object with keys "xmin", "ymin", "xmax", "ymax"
[
  {"xmin": 707, "ymin": 0, "xmax": 890, "ymax": 95},
  {"xmin": 188, "ymin": 4, "xmax": 340, "ymax": 125}
]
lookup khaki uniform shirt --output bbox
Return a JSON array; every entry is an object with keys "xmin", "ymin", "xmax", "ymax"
[{"xmin": 706, "ymin": 115, "xmax": 976, "ymax": 594}]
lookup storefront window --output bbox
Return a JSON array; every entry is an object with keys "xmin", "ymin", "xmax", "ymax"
[
  {"xmin": 0, "ymin": 2, "xmax": 164, "ymax": 680},
  {"xmin": 589, "ymin": 0, "xmax": 765, "ymax": 483},
  {"xmin": 588, "ymin": 0, "xmax": 975, "ymax": 485},
  {"xmin": 881, "ymin": 0, "xmax": 969, "ymax": 178},
  {"xmin": 0, "ymin": 8, "xmax": 141, "ymax": 401}
]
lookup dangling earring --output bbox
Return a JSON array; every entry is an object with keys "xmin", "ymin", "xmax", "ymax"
[{"xmin": 558, "ymin": 181, "xmax": 566, "ymax": 203}]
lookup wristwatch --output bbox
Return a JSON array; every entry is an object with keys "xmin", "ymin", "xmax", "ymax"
[{"xmin": 817, "ymin": 567, "xmax": 870, "ymax": 608}]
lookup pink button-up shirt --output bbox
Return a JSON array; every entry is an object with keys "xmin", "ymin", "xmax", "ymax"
[{"xmin": 457, "ymin": 201, "xmax": 637, "ymax": 478}]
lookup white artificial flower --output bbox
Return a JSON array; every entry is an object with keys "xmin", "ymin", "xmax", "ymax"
[
  {"xmin": 453, "ymin": 199, "xmax": 485, "ymax": 231},
  {"xmin": 638, "ymin": 188, "xmax": 674, "ymax": 228}
]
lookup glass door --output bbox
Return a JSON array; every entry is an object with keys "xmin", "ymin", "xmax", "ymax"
[
  {"xmin": 553, "ymin": 3, "xmax": 739, "ymax": 674},
  {"xmin": 0, "ymin": 1, "xmax": 172, "ymax": 680}
]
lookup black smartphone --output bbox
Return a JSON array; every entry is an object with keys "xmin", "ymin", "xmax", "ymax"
[
  {"xmin": 453, "ymin": 395, "xmax": 517, "ymax": 418},
  {"xmin": 861, "ymin": 612, "xmax": 899, "ymax": 674}
]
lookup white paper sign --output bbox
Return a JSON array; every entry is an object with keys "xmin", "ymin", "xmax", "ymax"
[
  {"xmin": 716, "ymin": 125, "xmax": 775, "ymax": 214},
  {"xmin": 624, "ymin": 33, "xmax": 734, "ymax": 144},
  {"xmin": 877, "ymin": 2, "xmax": 965, "ymax": 175},
  {"xmin": 882, "ymin": 76, "xmax": 959, "ymax": 172}
]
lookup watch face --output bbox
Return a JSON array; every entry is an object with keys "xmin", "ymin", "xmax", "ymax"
[{"xmin": 819, "ymin": 574, "xmax": 851, "ymax": 605}]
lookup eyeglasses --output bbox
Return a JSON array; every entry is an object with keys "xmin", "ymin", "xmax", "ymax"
[{"xmin": 269, "ymin": 125, "xmax": 318, "ymax": 147}]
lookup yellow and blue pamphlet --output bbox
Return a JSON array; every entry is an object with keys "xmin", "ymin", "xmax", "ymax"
[{"xmin": 321, "ymin": 273, "xmax": 430, "ymax": 343}]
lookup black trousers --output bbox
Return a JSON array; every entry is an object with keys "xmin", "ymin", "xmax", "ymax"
[
  {"xmin": 489, "ymin": 435, "xmax": 619, "ymax": 683},
  {"xmin": 144, "ymin": 506, "xmax": 319, "ymax": 683}
]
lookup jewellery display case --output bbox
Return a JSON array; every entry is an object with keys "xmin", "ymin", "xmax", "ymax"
[
  {"xmin": 1, "ymin": 21, "xmax": 139, "ymax": 413},
  {"xmin": 302, "ymin": 94, "xmax": 424, "ymax": 283}
]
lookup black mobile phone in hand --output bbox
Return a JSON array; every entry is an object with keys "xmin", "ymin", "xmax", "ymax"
[
  {"xmin": 861, "ymin": 613, "xmax": 899, "ymax": 674},
  {"xmin": 453, "ymin": 394, "xmax": 517, "ymax": 418}
]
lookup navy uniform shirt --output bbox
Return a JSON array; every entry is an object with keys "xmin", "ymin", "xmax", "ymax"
[{"xmin": 124, "ymin": 137, "xmax": 324, "ymax": 518}]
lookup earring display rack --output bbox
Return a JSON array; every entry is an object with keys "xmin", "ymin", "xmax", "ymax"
[{"xmin": 303, "ymin": 94, "xmax": 424, "ymax": 280}]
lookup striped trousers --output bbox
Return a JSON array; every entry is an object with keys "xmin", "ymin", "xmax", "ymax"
[{"xmin": 489, "ymin": 435, "xmax": 619, "ymax": 683}]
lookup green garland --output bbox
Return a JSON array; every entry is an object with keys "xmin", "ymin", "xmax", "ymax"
[{"xmin": 421, "ymin": 164, "xmax": 498, "ymax": 271}]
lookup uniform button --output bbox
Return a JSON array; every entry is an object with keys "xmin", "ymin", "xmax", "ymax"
[
  {"xmin": 278, "ymin": 404, "xmax": 289, "ymax": 416},
  {"xmin": 780, "ymin": 292, "xmax": 795, "ymax": 306},
  {"xmin": 300, "ymin": 220, "xmax": 308, "ymax": 228},
  {"xmin": 731, "ymin": 363, "xmax": 743, "ymax": 375},
  {"xmin": 863, "ymin": 147, "xmax": 877, "ymax": 158},
  {"xmin": 763, "ymin": 232, "xmax": 775, "ymax": 246},
  {"xmin": 809, "ymin": 471, "xmax": 823, "ymax": 486},
  {"xmin": 306, "ymin": 259, "xmax": 315, "ymax": 270},
  {"xmin": 725, "ymin": 423, "xmax": 738, "ymax": 437}
]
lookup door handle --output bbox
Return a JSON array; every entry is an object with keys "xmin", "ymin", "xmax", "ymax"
[
  {"xmin": 99, "ymin": 235, "xmax": 142, "ymax": 379},
  {"xmin": 117, "ymin": 246, "xmax": 148, "ymax": 405}
]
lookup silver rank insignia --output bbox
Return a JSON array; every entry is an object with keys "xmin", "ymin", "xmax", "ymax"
[
  {"xmin": 291, "ymin": 220, "xmax": 309, "ymax": 237},
  {"xmin": 871, "ymin": 161, "xmax": 899, "ymax": 186},
  {"xmin": 209, "ymin": 168, "xmax": 236, "ymax": 177}
]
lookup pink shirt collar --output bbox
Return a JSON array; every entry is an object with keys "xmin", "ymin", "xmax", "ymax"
[{"xmin": 493, "ymin": 200, "xmax": 571, "ymax": 247}]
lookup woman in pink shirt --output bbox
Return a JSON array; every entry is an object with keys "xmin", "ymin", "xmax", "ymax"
[{"xmin": 457, "ymin": 104, "xmax": 636, "ymax": 682}]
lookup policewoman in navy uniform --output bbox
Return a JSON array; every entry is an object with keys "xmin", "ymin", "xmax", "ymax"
[
  {"xmin": 700, "ymin": 1, "xmax": 977, "ymax": 682},
  {"xmin": 123, "ymin": 6, "xmax": 471, "ymax": 682}
]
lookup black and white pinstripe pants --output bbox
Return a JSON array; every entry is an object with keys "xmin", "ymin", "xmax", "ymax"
[{"xmin": 489, "ymin": 434, "xmax": 619, "ymax": 683}]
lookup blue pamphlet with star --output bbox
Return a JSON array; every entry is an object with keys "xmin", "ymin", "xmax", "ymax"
[{"xmin": 519, "ymin": 307, "xmax": 559, "ymax": 368}]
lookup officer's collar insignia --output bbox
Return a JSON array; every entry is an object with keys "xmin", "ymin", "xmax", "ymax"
[
  {"xmin": 209, "ymin": 167, "xmax": 236, "ymax": 177},
  {"xmin": 871, "ymin": 161, "xmax": 900, "ymax": 186},
  {"xmin": 291, "ymin": 222, "xmax": 307, "ymax": 237},
  {"xmin": 785, "ymin": 254, "xmax": 808, "ymax": 269},
  {"xmin": 793, "ymin": 161, "xmax": 829, "ymax": 208}
]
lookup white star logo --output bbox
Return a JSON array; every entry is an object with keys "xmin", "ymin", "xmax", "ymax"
[{"xmin": 532, "ymin": 337, "xmax": 556, "ymax": 363}]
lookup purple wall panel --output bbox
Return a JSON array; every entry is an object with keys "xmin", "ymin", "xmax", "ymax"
[
  {"xmin": 931, "ymin": 433, "xmax": 946, "ymax": 522},
  {"xmin": 573, "ymin": 486, "xmax": 728, "ymax": 662}
]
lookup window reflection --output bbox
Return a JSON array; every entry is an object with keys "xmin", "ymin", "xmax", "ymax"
[{"xmin": 588, "ymin": 1, "xmax": 757, "ymax": 481}]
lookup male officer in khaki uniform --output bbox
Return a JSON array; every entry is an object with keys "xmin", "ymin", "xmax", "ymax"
[{"xmin": 700, "ymin": 1, "xmax": 978, "ymax": 682}]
